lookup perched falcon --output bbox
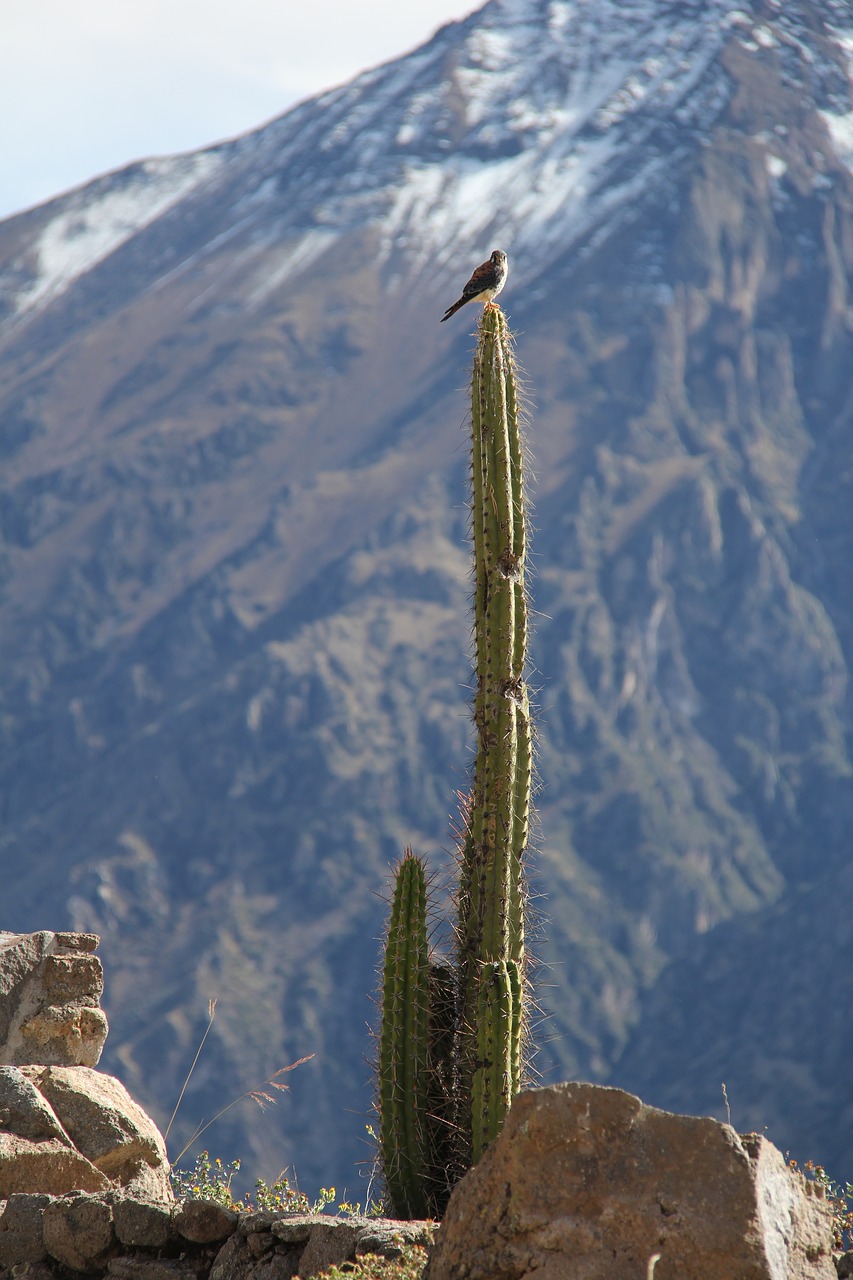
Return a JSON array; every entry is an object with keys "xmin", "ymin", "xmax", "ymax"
[{"xmin": 440, "ymin": 249, "xmax": 509, "ymax": 322}]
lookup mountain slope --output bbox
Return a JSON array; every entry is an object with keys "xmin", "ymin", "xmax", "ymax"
[
  {"xmin": 611, "ymin": 861, "xmax": 853, "ymax": 1168},
  {"xmin": 1, "ymin": 0, "xmax": 853, "ymax": 1190}
]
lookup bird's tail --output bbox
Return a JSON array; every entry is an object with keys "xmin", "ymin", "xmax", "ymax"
[{"xmin": 440, "ymin": 297, "xmax": 466, "ymax": 323}]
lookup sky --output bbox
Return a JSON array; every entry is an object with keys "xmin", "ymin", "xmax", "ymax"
[{"xmin": 0, "ymin": 0, "xmax": 477, "ymax": 221}]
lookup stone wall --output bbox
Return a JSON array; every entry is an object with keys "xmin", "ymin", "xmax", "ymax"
[{"xmin": 0, "ymin": 1194, "xmax": 433, "ymax": 1278}]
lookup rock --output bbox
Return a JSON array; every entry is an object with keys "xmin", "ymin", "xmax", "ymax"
[
  {"xmin": 236, "ymin": 1210, "xmax": 282, "ymax": 1235},
  {"xmin": 208, "ymin": 1234, "xmax": 247, "ymax": 1280},
  {"xmin": 19, "ymin": 1065, "xmax": 172, "ymax": 1201},
  {"xmin": 17, "ymin": 1001, "xmax": 110, "ymax": 1070},
  {"xmin": 425, "ymin": 1083, "xmax": 836, "ymax": 1280},
  {"xmin": 0, "ymin": 931, "xmax": 108, "ymax": 1068},
  {"xmin": 2, "ymin": 1263, "xmax": 56, "ymax": 1280},
  {"xmin": 0, "ymin": 1193, "xmax": 53, "ymax": 1265},
  {"xmin": 0, "ymin": 1065, "xmax": 73, "ymax": 1145},
  {"xmin": 42, "ymin": 1192, "xmax": 115, "ymax": 1271},
  {"xmin": 355, "ymin": 1219, "xmax": 435, "ymax": 1259},
  {"xmin": 207, "ymin": 1214, "xmax": 433, "ymax": 1280},
  {"xmin": 108, "ymin": 1260, "xmax": 199, "ymax": 1280},
  {"xmin": 0, "ymin": 1063, "xmax": 171, "ymax": 1201},
  {"xmin": 209, "ymin": 1232, "xmax": 298, "ymax": 1280},
  {"xmin": 0, "ymin": 1133, "xmax": 110, "ymax": 1196},
  {"xmin": 113, "ymin": 1196, "xmax": 174, "ymax": 1248},
  {"xmin": 246, "ymin": 1230, "xmax": 277, "ymax": 1258},
  {"xmin": 174, "ymin": 1197, "xmax": 238, "ymax": 1243},
  {"xmin": 268, "ymin": 1217, "xmax": 314, "ymax": 1243},
  {"xmin": 0, "ymin": 933, "xmax": 171, "ymax": 1203},
  {"xmin": 288, "ymin": 1219, "xmax": 362, "ymax": 1278}
]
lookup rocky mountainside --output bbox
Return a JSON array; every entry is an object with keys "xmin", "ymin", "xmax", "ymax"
[{"xmin": 2, "ymin": 0, "xmax": 853, "ymax": 1192}]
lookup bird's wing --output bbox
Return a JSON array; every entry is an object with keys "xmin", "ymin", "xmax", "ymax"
[{"xmin": 461, "ymin": 258, "xmax": 497, "ymax": 299}]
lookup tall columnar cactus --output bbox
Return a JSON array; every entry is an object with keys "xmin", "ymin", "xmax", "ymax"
[
  {"xmin": 378, "ymin": 303, "xmax": 531, "ymax": 1217},
  {"xmin": 457, "ymin": 305, "xmax": 530, "ymax": 1157}
]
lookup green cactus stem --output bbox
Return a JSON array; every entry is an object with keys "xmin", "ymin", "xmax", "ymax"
[
  {"xmin": 378, "ymin": 849, "xmax": 430, "ymax": 1218},
  {"xmin": 471, "ymin": 958, "xmax": 523, "ymax": 1163},
  {"xmin": 458, "ymin": 305, "xmax": 530, "ymax": 1149}
]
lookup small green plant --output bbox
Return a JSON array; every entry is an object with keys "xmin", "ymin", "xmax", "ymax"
[
  {"xmin": 787, "ymin": 1156, "xmax": 853, "ymax": 1250},
  {"xmin": 244, "ymin": 1177, "xmax": 334, "ymax": 1214},
  {"xmin": 170, "ymin": 1153, "xmax": 363, "ymax": 1217},
  {"xmin": 170, "ymin": 1152, "xmax": 337, "ymax": 1214},
  {"xmin": 170, "ymin": 1151, "xmax": 243, "ymax": 1208}
]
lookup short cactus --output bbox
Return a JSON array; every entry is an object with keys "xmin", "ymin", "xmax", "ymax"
[{"xmin": 378, "ymin": 849, "xmax": 430, "ymax": 1219}]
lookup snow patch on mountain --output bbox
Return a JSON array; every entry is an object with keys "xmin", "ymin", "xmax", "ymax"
[
  {"xmin": 375, "ymin": 0, "xmax": 737, "ymax": 271},
  {"xmin": 821, "ymin": 23, "xmax": 853, "ymax": 171},
  {"xmin": 822, "ymin": 107, "xmax": 853, "ymax": 167},
  {"xmin": 244, "ymin": 229, "xmax": 338, "ymax": 307},
  {"xmin": 3, "ymin": 0, "xmax": 851, "ymax": 329},
  {"xmin": 6, "ymin": 152, "xmax": 223, "ymax": 324}
]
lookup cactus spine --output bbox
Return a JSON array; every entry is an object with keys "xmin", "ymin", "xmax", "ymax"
[{"xmin": 378, "ymin": 302, "xmax": 531, "ymax": 1216}]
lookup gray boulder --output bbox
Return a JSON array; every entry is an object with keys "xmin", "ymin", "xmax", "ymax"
[
  {"xmin": 0, "ymin": 1193, "xmax": 53, "ymax": 1266},
  {"xmin": 0, "ymin": 1064, "xmax": 74, "ymax": 1145},
  {"xmin": 19, "ymin": 1065, "xmax": 172, "ymax": 1201},
  {"xmin": 174, "ymin": 1197, "xmax": 238, "ymax": 1243},
  {"xmin": 425, "ymin": 1082, "xmax": 836, "ymax": 1280},
  {"xmin": 0, "ymin": 931, "xmax": 108, "ymax": 1068},
  {"xmin": 0, "ymin": 1128, "xmax": 111, "ymax": 1198},
  {"xmin": 42, "ymin": 1192, "xmax": 115, "ymax": 1271},
  {"xmin": 113, "ymin": 1197, "xmax": 173, "ymax": 1248}
]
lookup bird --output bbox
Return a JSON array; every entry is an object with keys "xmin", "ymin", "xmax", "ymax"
[{"xmin": 440, "ymin": 249, "xmax": 509, "ymax": 322}]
